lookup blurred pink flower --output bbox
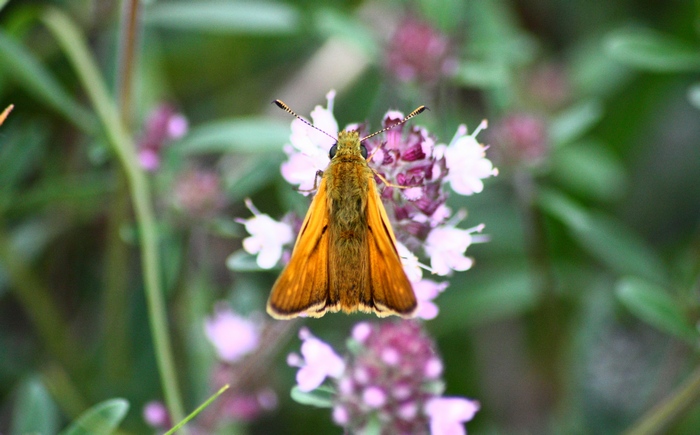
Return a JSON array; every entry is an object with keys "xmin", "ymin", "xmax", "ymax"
[
  {"xmin": 204, "ymin": 306, "xmax": 260, "ymax": 363},
  {"xmin": 385, "ymin": 17, "xmax": 456, "ymax": 84},
  {"xmin": 413, "ymin": 279, "xmax": 449, "ymax": 320},
  {"xmin": 425, "ymin": 397, "xmax": 480, "ymax": 435},
  {"xmin": 142, "ymin": 400, "xmax": 170, "ymax": 428},
  {"xmin": 440, "ymin": 121, "xmax": 498, "ymax": 195},
  {"xmin": 239, "ymin": 199, "xmax": 294, "ymax": 269},
  {"xmin": 425, "ymin": 224, "xmax": 484, "ymax": 276},
  {"xmin": 288, "ymin": 327, "xmax": 345, "ymax": 392},
  {"xmin": 136, "ymin": 104, "xmax": 188, "ymax": 172}
]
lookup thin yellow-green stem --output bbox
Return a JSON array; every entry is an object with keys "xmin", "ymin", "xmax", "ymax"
[
  {"xmin": 624, "ymin": 365, "xmax": 700, "ymax": 435},
  {"xmin": 164, "ymin": 384, "xmax": 230, "ymax": 435},
  {"xmin": 41, "ymin": 7, "xmax": 186, "ymax": 424}
]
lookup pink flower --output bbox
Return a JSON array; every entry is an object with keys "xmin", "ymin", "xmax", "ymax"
[
  {"xmin": 425, "ymin": 225, "xmax": 484, "ymax": 276},
  {"xmin": 142, "ymin": 401, "xmax": 170, "ymax": 428},
  {"xmin": 288, "ymin": 328, "xmax": 345, "ymax": 392},
  {"xmin": 280, "ymin": 90, "xmax": 338, "ymax": 192},
  {"xmin": 441, "ymin": 121, "xmax": 498, "ymax": 195},
  {"xmin": 413, "ymin": 279, "xmax": 449, "ymax": 320},
  {"xmin": 204, "ymin": 306, "xmax": 260, "ymax": 363},
  {"xmin": 239, "ymin": 199, "xmax": 294, "ymax": 269},
  {"xmin": 136, "ymin": 104, "xmax": 188, "ymax": 172},
  {"xmin": 425, "ymin": 397, "xmax": 480, "ymax": 435}
]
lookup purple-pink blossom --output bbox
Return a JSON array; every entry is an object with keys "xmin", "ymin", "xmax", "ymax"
[
  {"xmin": 288, "ymin": 327, "xmax": 345, "ymax": 392},
  {"xmin": 425, "ymin": 397, "xmax": 481, "ymax": 435},
  {"xmin": 239, "ymin": 199, "xmax": 294, "ymax": 269},
  {"xmin": 204, "ymin": 305, "xmax": 260, "ymax": 363}
]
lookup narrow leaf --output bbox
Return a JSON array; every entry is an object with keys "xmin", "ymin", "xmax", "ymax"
[
  {"xmin": 0, "ymin": 31, "xmax": 95, "ymax": 132},
  {"xmin": 549, "ymin": 100, "xmax": 603, "ymax": 147},
  {"xmin": 145, "ymin": 1, "xmax": 300, "ymax": 34},
  {"xmin": 605, "ymin": 28, "xmax": 700, "ymax": 72},
  {"xmin": 290, "ymin": 386, "xmax": 334, "ymax": 408},
  {"xmin": 59, "ymin": 399, "xmax": 129, "ymax": 435},
  {"xmin": 10, "ymin": 378, "xmax": 59, "ymax": 435},
  {"xmin": 173, "ymin": 118, "xmax": 290, "ymax": 154},
  {"xmin": 616, "ymin": 276, "xmax": 697, "ymax": 343}
]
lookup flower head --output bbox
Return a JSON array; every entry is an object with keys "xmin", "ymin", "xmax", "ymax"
[
  {"xmin": 386, "ymin": 17, "xmax": 456, "ymax": 85},
  {"xmin": 239, "ymin": 199, "xmax": 294, "ymax": 269},
  {"xmin": 172, "ymin": 168, "xmax": 225, "ymax": 218},
  {"xmin": 204, "ymin": 305, "xmax": 260, "ymax": 363},
  {"xmin": 489, "ymin": 113, "xmax": 549, "ymax": 166},
  {"xmin": 137, "ymin": 104, "xmax": 188, "ymax": 171},
  {"xmin": 294, "ymin": 321, "xmax": 480, "ymax": 434}
]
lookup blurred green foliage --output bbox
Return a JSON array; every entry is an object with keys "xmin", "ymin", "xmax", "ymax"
[{"xmin": 1, "ymin": 0, "xmax": 699, "ymax": 433}]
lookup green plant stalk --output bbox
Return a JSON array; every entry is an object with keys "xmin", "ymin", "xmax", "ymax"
[
  {"xmin": 165, "ymin": 384, "xmax": 230, "ymax": 435},
  {"xmin": 41, "ymin": 7, "xmax": 186, "ymax": 424},
  {"xmin": 625, "ymin": 365, "xmax": 700, "ymax": 435},
  {"xmin": 0, "ymin": 223, "xmax": 81, "ymax": 371},
  {"xmin": 102, "ymin": 0, "xmax": 142, "ymax": 383}
]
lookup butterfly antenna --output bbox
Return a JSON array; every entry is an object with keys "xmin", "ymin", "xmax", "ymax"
[
  {"xmin": 361, "ymin": 105, "xmax": 429, "ymax": 142},
  {"xmin": 273, "ymin": 99, "xmax": 337, "ymax": 141}
]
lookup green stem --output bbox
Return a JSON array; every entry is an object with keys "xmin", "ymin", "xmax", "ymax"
[
  {"xmin": 41, "ymin": 7, "xmax": 186, "ymax": 424},
  {"xmin": 625, "ymin": 365, "xmax": 700, "ymax": 435},
  {"xmin": 102, "ymin": 0, "xmax": 142, "ymax": 383},
  {"xmin": 0, "ymin": 222, "xmax": 81, "ymax": 371}
]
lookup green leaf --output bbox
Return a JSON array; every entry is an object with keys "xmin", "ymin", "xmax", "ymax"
[
  {"xmin": 435, "ymin": 266, "xmax": 538, "ymax": 333},
  {"xmin": 453, "ymin": 60, "xmax": 510, "ymax": 89},
  {"xmin": 539, "ymin": 190, "xmax": 667, "ymax": 283},
  {"xmin": 144, "ymin": 1, "xmax": 300, "ymax": 34},
  {"xmin": 314, "ymin": 9, "xmax": 379, "ymax": 60},
  {"xmin": 616, "ymin": 276, "xmax": 697, "ymax": 343},
  {"xmin": 550, "ymin": 140, "xmax": 626, "ymax": 201},
  {"xmin": 549, "ymin": 100, "xmax": 603, "ymax": 147},
  {"xmin": 222, "ymin": 155, "xmax": 284, "ymax": 203},
  {"xmin": 59, "ymin": 399, "xmax": 129, "ymax": 435},
  {"xmin": 0, "ymin": 120, "xmax": 47, "ymax": 192},
  {"xmin": 290, "ymin": 386, "xmax": 334, "ymax": 408},
  {"xmin": 10, "ymin": 377, "xmax": 59, "ymax": 435},
  {"xmin": 172, "ymin": 118, "xmax": 290, "ymax": 154},
  {"xmin": 0, "ymin": 31, "xmax": 95, "ymax": 132},
  {"xmin": 604, "ymin": 28, "xmax": 700, "ymax": 72},
  {"xmin": 226, "ymin": 250, "xmax": 270, "ymax": 272}
]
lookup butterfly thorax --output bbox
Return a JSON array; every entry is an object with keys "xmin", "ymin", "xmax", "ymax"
[{"xmin": 325, "ymin": 130, "xmax": 372, "ymax": 235}]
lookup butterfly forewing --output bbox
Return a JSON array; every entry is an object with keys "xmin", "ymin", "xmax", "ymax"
[
  {"xmin": 266, "ymin": 178, "xmax": 331, "ymax": 318},
  {"xmin": 364, "ymin": 179, "xmax": 417, "ymax": 317}
]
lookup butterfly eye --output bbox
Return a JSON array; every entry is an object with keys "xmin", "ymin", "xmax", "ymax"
[
  {"xmin": 329, "ymin": 143, "xmax": 338, "ymax": 159},
  {"xmin": 360, "ymin": 144, "xmax": 368, "ymax": 159}
]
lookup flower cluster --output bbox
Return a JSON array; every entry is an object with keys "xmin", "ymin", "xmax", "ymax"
[
  {"xmin": 385, "ymin": 17, "xmax": 457, "ymax": 85},
  {"xmin": 289, "ymin": 322, "xmax": 479, "ymax": 434},
  {"xmin": 136, "ymin": 104, "xmax": 188, "ymax": 171},
  {"xmin": 239, "ymin": 90, "xmax": 496, "ymax": 318}
]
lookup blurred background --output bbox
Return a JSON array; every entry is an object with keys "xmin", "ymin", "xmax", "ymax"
[{"xmin": 1, "ymin": 0, "xmax": 700, "ymax": 433}]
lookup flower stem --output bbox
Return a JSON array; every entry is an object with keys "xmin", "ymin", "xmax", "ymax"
[
  {"xmin": 624, "ymin": 365, "xmax": 700, "ymax": 435},
  {"xmin": 41, "ymin": 7, "xmax": 186, "ymax": 425},
  {"xmin": 101, "ymin": 0, "xmax": 142, "ymax": 382}
]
